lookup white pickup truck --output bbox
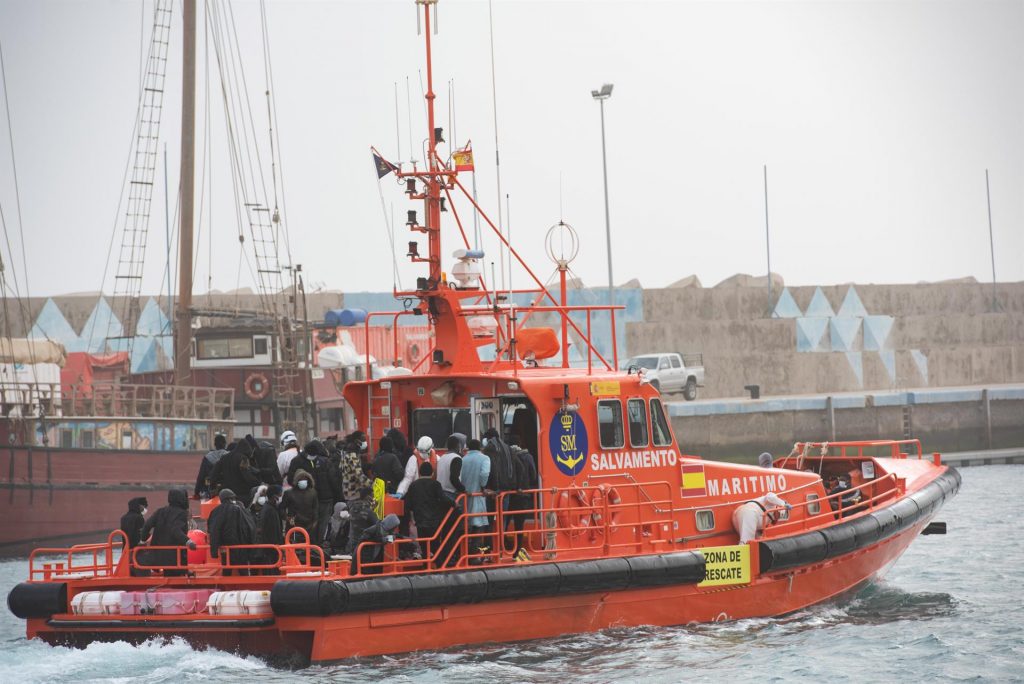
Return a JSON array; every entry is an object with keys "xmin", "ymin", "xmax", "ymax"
[{"xmin": 622, "ymin": 352, "xmax": 705, "ymax": 400}]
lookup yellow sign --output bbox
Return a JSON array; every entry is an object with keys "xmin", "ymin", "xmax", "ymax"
[
  {"xmin": 590, "ymin": 381, "xmax": 621, "ymax": 396},
  {"xmin": 698, "ymin": 544, "xmax": 751, "ymax": 587}
]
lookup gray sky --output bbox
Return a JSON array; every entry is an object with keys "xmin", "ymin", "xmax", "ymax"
[{"xmin": 0, "ymin": 0, "xmax": 1021, "ymax": 300}]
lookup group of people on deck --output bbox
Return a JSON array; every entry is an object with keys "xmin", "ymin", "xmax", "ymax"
[{"xmin": 119, "ymin": 425, "xmax": 539, "ymax": 574}]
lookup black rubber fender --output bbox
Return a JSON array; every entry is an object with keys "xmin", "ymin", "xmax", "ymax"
[
  {"xmin": 821, "ymin": 521, "xmax": 858, "ymax": 559},
  {"xmin": 7, "ymin": 582, "xmax": 67, "ymax": 619},
  {"xmin": 758, "ymin": 530, "xmax": 828, "ymax": 573},
  {"xmin": 484, "ymin": 563, "xmax": 561, "ymax": 600},
  {"xmin": 847, "ymin": 512, "xmax": 881, "ymax": 547},
  {"xmin": 887, "ymin": 497, "xmax": 920, "ymax": 532},
  {"xmin": 626, "ymin": 551, "xmax": 705, "ymax": 586},
  {"xmin": 407, "ymin": 569, "xmax": 488, "ymax": 607},
  {"xmin": 270, "ymin": 579, "xmax": 344, "ymax": 617},
  {"xmin": 345, "ymin": 575, "xmax": 413, "ymax": 612},
  {"xmin": 557, "ymin": 557, "xmax": 632, "ymax": 594},
  {"xmin": 869, "ymin": 507, "xmax": 901, "ymax": 539}
]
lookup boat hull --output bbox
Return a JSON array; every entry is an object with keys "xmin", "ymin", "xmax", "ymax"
[{"xmin": 1, "ymin": 446, "xmax": 197, "ymax": 556}]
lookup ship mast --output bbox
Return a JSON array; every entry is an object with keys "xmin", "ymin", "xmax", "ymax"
[
  {"xmin": 173, "ymin": 0, "xmax": 196, "ymax": 386},
  {"xmin": 421, "ymin": 0, "xmax": 442, "ymax": 287}
]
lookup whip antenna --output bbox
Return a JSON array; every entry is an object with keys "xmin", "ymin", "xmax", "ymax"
[{"xmin": 488, "ymin": 0, "xmax": 505, "ymax": 291}]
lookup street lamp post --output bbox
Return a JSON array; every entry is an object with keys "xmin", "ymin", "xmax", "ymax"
[{"xmin": 591, "ymin": 83, "xmax": 614, "ymax": 305}]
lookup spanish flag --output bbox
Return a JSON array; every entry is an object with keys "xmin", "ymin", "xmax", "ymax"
[
  {"xmin": 680, "ymin": 463, "xmax": 707, "ymax": 498},
  {"xmin": 452, "ymin": 142, "xmax": 474, "ymax": 172}
]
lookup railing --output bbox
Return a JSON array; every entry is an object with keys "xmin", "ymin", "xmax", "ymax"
[
  {"xmin": 349, "ymin": 481, "xmax": 678, "ymax": 577},
  {"xmin": 1, "ymin": 382, "xmax": 235, "ymax": 421},
  {"xmin": 761, "ymin": 471, "xmax": 902, "ymax": 538},
  {"xmin": 28, "ymin": 530, "xmax": 127, "ymax": 581},
  {"xmin": 783, "ymin": 439, "xmax": 925, "ymax": 467}
]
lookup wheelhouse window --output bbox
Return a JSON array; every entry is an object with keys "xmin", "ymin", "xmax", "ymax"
[
  {"xmin": 627, "ymin": 398, "xmax": 649, "ymax": 448},
  {"xmin": 597, "ymin": 399, "xmax": 624, "ymax": 449},
  {"xmin": 807, "ymin": 493, "xmax": 820, "ymax": 516},
  {"xmin": 650, "ymin": 398, "xmax": 673, "ymax": 447},
  {"xmin": 197, "ymin": 337, "xmax": 254, "ymax": 360},
  {"xmin": 695, "ymin": 509, "xmax": 715, "ymax": 532},
  {"xmin": 414, "ymin": 408, "xmax": 471, "ymax": 449}
]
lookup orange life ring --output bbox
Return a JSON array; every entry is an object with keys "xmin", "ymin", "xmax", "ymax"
[
  {"xmin": 556, "ymin": 487, "xmax": 592, "ymax": 538},
  {"xmin": 587, "ymin": 484, "xmax": 622, "ymax": 540},
  {"xmin": 406, "ymin": 342, "xmax": 422, "ymax": 364},
  {"xmin": 244, "ymin": 372, "xmax": 270, "ymax": 401}
]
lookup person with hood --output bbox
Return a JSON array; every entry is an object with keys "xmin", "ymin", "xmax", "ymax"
[
  {"xmin": 195, "ymin": 433, "xmax": 228, "ymax": 499},
  {"xmin": 403, "ymin": 461, "xmax": 453, "ymax": 558},
  {"xmin": 287, "ymin": 440, "xmax": 339, "ymax": 540},
  {"xmin": 207, "ymin": 488, "xmax": 256, "ymax": 573},
  {"xmin": 482, "ymin": 427, "xmax": 517, "ymax": 550},
  {"xmin": 276, "ymin": 430, "xmax": 300, "ymax": 479},
  {"xmin": 254, "ymin": 484, "xmax": 284, "ymax": 573},
  {"xmin": 397, "ymin": 435, "xmax": 437, "ymax": 497},
  {"xmin": 254, "ymin": 441, "xmax": 283, "ymax": 487},
  {"xmin": 340, "ymin": 432, "xmax": 373, "ymax": 504},
  {"xmin": 210, "ymin": 436, "xmax": 261, "ymax": 500},
  {"xmin": 282, "ymin": 469, "xmax": 319, "ymax": 539},
  {"xmin": 508, "ymin": 438, "xmax": 539, "ymax": 562},
  {"xmin": 732, "ymin": 492, "xmax": 792, "ymax": 544},
  {"xmin": 350, "ymin": 513, "xmax": 403, "ymax": 575},
  {"xmin": 323, "ymin": 502, "xmax": 351, "ymax": 555},
  {"xmin": 139, "ymin": 488, "xmax": 195, "ymax": 575},
  {"xmin": 119, "ymin": 496, "xmax": 148, "ymax": 548},
  {"xmin": 372, "ymin": 435, "xmax": 404, "ymax": 494},
  {"xmin": 758, "ymin": 452, "xmax": 774, "ymax": 468},
  {"xmin": 460, "ymin": 438, "xmax": 492, "ymax": 564},
  {"xmin": 387, "ymin": 428, "xmax": 415, "ymax": 470},
  {"xmin": 345, "ymin": 486, "xmax": 379, "ymax": 555}
]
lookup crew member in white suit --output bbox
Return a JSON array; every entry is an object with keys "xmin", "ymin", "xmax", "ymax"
[{"xmin": 732, "ymin": 492, "xmax": 792, "ymax": 544}]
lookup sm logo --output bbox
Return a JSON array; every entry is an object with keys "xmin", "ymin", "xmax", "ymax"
[{"xmin": 549, "ymin": 410, "xmax": 589, "ymax": 476}]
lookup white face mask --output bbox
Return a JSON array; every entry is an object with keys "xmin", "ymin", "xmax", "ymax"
[
  {"xmin": 297, "ymin": 480, "xmax": 309, "ymax": 490},
  {"xmin": 360, "ymin": 441, "xmax": 368, "ymax": 450},
  {"xmin": 257, "ymin": 496, "xmax": 267, "ymax": 506},
  {"xmin": 482, "ymin": 438, "xmax": 489, "ymax": 447},
  {"xmin": 141, "ymin": 508, "xmax": 147, "ymax": 516}
]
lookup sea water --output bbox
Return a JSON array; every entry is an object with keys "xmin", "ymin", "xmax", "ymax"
[{"xmin": 2, "ymin": 465, "xmax": 1021, "ymax": 683}]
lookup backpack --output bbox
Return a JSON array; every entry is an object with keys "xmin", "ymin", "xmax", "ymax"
[{"xmin": 236, "ymin": 504, "xmax": 257, "ymax": 544}]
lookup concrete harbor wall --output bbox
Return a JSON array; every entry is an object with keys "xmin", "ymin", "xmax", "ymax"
[
  {"xmin": 667, "ymin": 385, "xmax": 1024, "ymax": 462},
  {"xmin": 628, "ymin": 281, "xmax": 1024, "ymax": 399}
]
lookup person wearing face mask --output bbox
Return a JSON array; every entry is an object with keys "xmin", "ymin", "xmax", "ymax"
[
  {"xmin": 397, "ymin": 435, "xmax": 437, "ymax": 498},
  {"xmin": 282, "ymin": 470, "xmax": 319, "ymax": 539},
  {"xmin": 119, "ymin": 497, "xmax": 149, "ymax": 548},
  {"xmin": 372, "ymin": 435, "xmax": 405, "ymax": 494},
  {"xmin": 323, "ymin": 502, "xmax": 351, "ymax": 555},
  {"xmin": 340, "ymin": 432, "xmax": 373, "ymax": 505},
  {"xmin": 254, "ymin": 484, "xmax": 284, "ymax": 574}
]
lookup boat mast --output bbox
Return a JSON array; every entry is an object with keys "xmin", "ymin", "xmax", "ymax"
[
  {"xmin": 174, "ymin": 0, "xmax": 196, "ymax": 386},
  {"xmin": 421, "ymin": 0, "xmax": 442, "ymax": 287}
]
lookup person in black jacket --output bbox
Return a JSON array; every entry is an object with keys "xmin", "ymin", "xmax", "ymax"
[
  {"xmin": 253, "ymin": 441, "xmax": 283, "ymax": 487},
  {"xmin": 282, "ymin": 469, "xmax": 319, "ymax": 539},
  {"xmin": 207, "ymin": 488, "xmax": 256, "ymax": 575},
  {"xmin": 345, "ymin": 486, "xmax": 379, "ymax": 555},
  {"xmin": 254, "ymin": 484, "xmax": 284, "ymax": 574},
  {"xmin": 387, "ymin": 428, "xmax": 414, "ymax": 470},
  {"xmin": 209, "ymin": 437, "xmax": 261, "ymax": 500},
  {"xmin": 194, "ymin": 433, "xmax": 228, "ymax": 499},
  {"xmin": 372, "ymin": 435, "xmax": 404, "ymax": 494},
  {"xmin": 403, "ymin": 461, "xmax": 453, "ymax": 558},
  {"xmin": 483, "ymin": 427, "xmax": 516, "ymax": 548},
  {"xmin": 508, "ymin": 440, "xmax": 539, "ymax": 561},
  {"xmin": 119, "ymin": 496, "xmax": 148, "ymax": 548},
  {"xmin": 350, "ymin": 513, "xmax": 403, "ymax": 575},
  {"xmin": 287, "ymin": 440, "xmax": 339, "ymax": 541},
  {"xmin": 139, "ymin": 488, "xmax": 195, "ymax": 575}
]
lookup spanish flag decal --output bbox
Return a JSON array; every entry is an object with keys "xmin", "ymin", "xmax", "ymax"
[{"xmin": 680, "ymin": 463, "xmax": 707, "ymax": 497}]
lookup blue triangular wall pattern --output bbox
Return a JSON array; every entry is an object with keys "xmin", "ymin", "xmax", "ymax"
[
  {"xmin": 29, "ymin": 298, "xmax": 85, "ymax": 352},
  {"xmin": 796, "ymin": 317, "xmax": 830, "ymax": 352},
  {"xmin": 805, "ymin": 287, "xmax": 835, "ymax": 318},
  {"xmin": 911, "ymin": 349, "xmax": 928, "ymax": 385},
  {"xmin": 830, "ymin": 317, "xmax": 861, "ymax": 352},
  {"xmin": 863, "ymin": 315, "xmax": 894, "ymax": 351},
  {"xmin": 877, "ymin": 350, "xmax": 896, "ymax": 383},
  {"xmin": 80, "ymin": 297, "xmax": 123, "ymax": 353},
  {"xmin": 772, "ymin": 288, "xmax": 803, "ymax": 318},
  {"xmin": 837, "ymin": 287, "xmax": 869, "ymax": 318},
  {"xmin": 136, "ymin": 298, "xmax": 171, "ymax": 336},
  {"xmin": 845, "ymin": 351, "xmax": 863, "ymax": 386}
]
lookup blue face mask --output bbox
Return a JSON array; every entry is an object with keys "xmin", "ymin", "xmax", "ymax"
[
  {"xmin": 257, "ymin": 496, "xmax": 267, "ymax": 506},
  {"xmin": 297, "ymin": 480, "xmax": 309, "ymax": 490},
  {"xmin": 482, "ymin": 438, "xmax": 489, "ymax": 447}
]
